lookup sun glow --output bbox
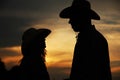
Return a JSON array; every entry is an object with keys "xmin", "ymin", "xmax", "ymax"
[{"xmin": 2, "ymin": 46, "xmax": 21, "ymax": 54}]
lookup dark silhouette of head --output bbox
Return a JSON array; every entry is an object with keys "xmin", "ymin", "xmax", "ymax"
[
  {"xmin": 20, "ymin": 28, "xmax": 51, "ymax": 80},
  {"xmin": 21, "ymin": 28, "xmax": 51, "ymax": 61},
  {"xmin": 59, "ymin": 0, "xmax": 100, "ymax": 32}
]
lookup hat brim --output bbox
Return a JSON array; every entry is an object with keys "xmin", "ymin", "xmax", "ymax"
[
  {"xmin": 59, "ymin": 7, "xmax": 100, "ymax": 20},
  {"xmin": 37, "ymin": 28, "xmax": 51, "ymax": 38},
  {"xmin": 22, "ymin": 28, "xmax": 51, "ymax": 41}
]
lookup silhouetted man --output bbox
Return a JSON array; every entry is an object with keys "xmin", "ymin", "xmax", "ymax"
[{"xmin": 59, "ymin": 0, "xmax": 112, "ymax": 80}]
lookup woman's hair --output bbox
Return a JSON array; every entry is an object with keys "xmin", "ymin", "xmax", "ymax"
[
  {"xmin": 21, "ymin": 38, "xmax": 47, "ymax": 62},
  {"xmin": 21, "ymin": 28, "xmax": 51, "ymax": 63}
]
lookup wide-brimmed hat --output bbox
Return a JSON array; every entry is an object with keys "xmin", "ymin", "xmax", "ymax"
[
  {"xmin": 22, "ymin": 28, "xmax": 51, "ymax": 42},
  {"xmin": 59, "ymin": 0, "xmax": 100, "ymax": 20}
]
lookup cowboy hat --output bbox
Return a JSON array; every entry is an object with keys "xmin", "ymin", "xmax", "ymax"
[
  {"xmin": 22, "ymin": 28, "xmax": 51, "ymax": 42},
  {"xmin": 59, "ymin": 0, "xmax": 100, "ymax": 20}
]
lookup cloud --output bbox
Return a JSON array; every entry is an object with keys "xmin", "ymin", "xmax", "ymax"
[
  {"xmin": 114, "ymin": 0, "xmax": 120, "ymax": 10},
  {"xmin": 1, "ymin": 0, "xmax": 72, "ymax": 13},
  {"xmin": 0, "ymin": 16, "xmax": 38, "ymax": 47},
  {"xmin": 111, "ymin": 61, "xmax": 120, "ymax": 68},
  {"xmin": 101, "ymin": 18, "xmax": 120, "ymax": 25},
  {"xmin": 0, "ymin": 46, "xmax": 21, "ymax": 58},
  {"xmin": 0, "ymin": 0, "xmax": 73, "ymax": 48},
  {"xmin": 110, "ymin": 61, "xmax": 120, "ymax": 80},
  {"xmin": 0, "ymin": 0, "xmax": 119, "ymax": 48},
  {"xmin": 112, "ymin": 71, "xmax": 120, "ymax": 80},
  {"xmin": 101, "ymin": 12, "xmax": 120, "ymax": 25}
]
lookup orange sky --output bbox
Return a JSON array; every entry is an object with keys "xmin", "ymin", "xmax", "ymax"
[
  {"xmin": 0, "ymin": 0, "xmax": 120, "ymax": 80},
  {"xmin": 2, "ymin": 20, "xmax": 120, "ymax": 73},
  {"xmin": 1, "ymin": 16, "xmax": 120, "ymax": 80}
]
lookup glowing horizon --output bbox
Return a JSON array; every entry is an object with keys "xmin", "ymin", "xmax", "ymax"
[{"xmin": 0, "ymin": 0, "xmax": 120, "ymax": 80}]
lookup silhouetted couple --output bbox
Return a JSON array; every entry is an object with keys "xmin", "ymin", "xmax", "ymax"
[
  {"xmin": 0, "ymin": 0, "xmax": 112, "ymax": 80},
  {"xmin": 60, "ymin": 0, "xmax": 112, "ymax": 80}
]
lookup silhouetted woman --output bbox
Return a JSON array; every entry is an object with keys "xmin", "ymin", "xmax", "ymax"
[
  {"xmin": 59, "ymin": 0, "xmax": 112, "ymax": 80},
  {"xmin": 20, "ymin": 28, "xmax": 51, "ymax": 80}
]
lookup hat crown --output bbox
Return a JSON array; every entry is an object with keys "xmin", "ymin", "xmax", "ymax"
[{"xmin": 72, "ymin": 0, "xmax": 91, "ymax": 9}]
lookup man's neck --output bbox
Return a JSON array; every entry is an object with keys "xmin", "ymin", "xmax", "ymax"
[{"xmin": 80, "ymin": 24, "xmax": 95, "ymax": 33}]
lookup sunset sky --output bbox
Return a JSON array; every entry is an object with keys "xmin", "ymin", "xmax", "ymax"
[{"xmin": 0, "ymin": 0, "xmax": 120, "ymax": 80}]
